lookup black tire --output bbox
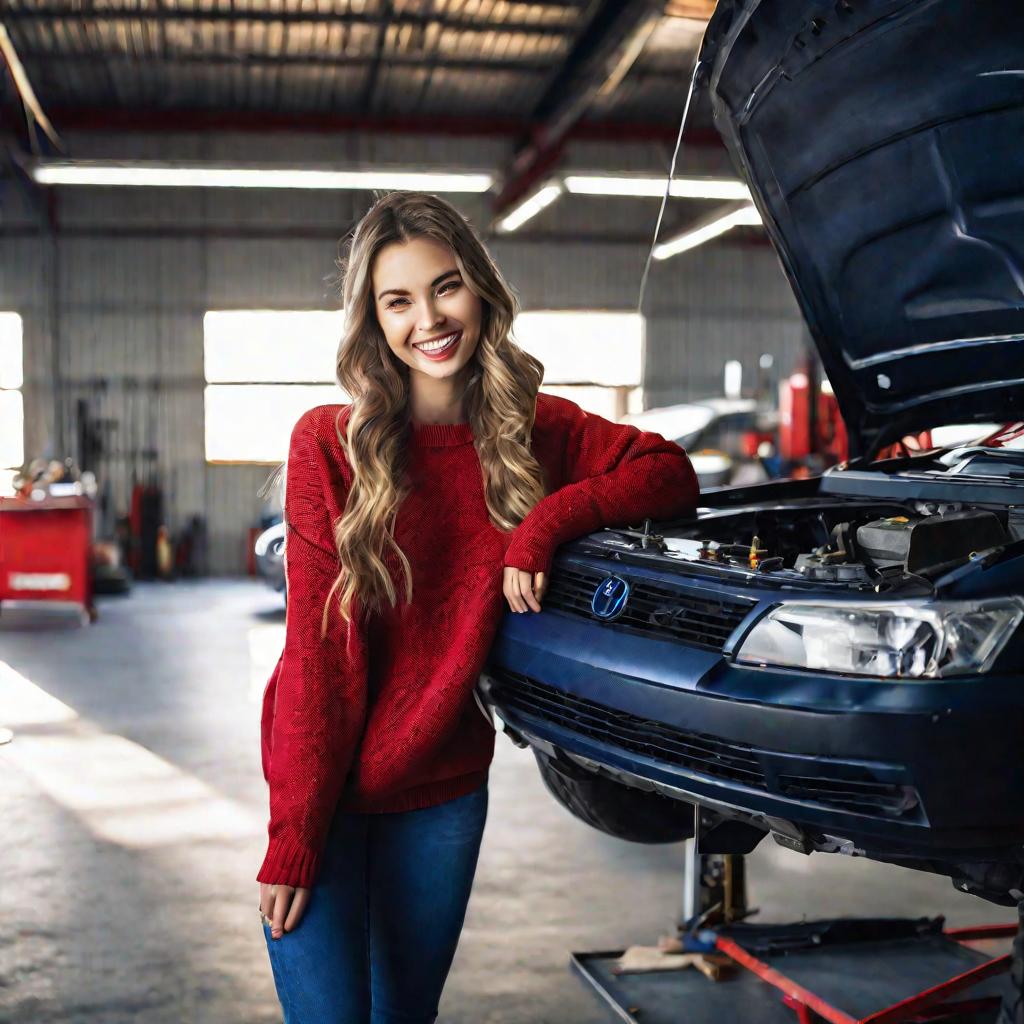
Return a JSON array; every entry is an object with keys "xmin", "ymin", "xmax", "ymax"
[{"xmin": 533, "ymin": 748, "xmax": 695, "ymax": 844}]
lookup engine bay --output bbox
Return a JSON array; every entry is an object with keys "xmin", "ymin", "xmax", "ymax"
[{"xmin": 596, "ymin": 501, "xmax": 1022, "ymax": 592}]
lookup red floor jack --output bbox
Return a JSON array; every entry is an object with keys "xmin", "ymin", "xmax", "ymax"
[{"xmin": 570, "ymin": 811, "xmax": 1017, "ymax": 1023}]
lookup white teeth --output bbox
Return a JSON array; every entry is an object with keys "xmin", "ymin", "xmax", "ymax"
[{"xmin": 414, "ymin": 332, "xmax": 459, "ymax": 353}]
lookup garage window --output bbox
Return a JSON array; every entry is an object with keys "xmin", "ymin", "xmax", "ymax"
[
  {"xmin": 516, "ymin": 311, "xmax": 644, "ymax": 421},
  {"xmin": 203, "ymin": 308, "xmax": 644, "ymax": 463},
  {"xmin": 203, "ymin": 310, "xmax": 348, "ymax": 464},
  {"xmin": 0, "ymin": 313, "xmax": 24, "ymax": 497}
]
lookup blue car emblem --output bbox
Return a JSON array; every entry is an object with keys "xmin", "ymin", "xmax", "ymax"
[{"xmin": 591, "ymin": 575, "xmax": 630, "ymax": 621}]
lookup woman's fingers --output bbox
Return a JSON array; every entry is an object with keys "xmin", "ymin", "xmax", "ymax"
[
  {"xmin": 503, "ymin": 566, "xmax": 523, "ymax": 613},
  {"xmin": 285, "ymin": 888, "xmax": 311, "ymax": 933},
  {"xmin": 270, "ymin": 884, "xmax": 293, "ymax": 939},
  {"xmin": 260, "ymin": 882, "xmax": 310, "ymax": 939},
  {"xmin": 502, "ymin": 566, "xmax": 546, "ymax": 613},
  {"xmin": 518, "ymin": 570, "xmax": 542, "ymax": 613}
]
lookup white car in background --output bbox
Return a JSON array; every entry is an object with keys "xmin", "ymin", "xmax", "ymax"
[{"xmin": 623, "ymin": 397, "xmax": 775, "ymax": 488}]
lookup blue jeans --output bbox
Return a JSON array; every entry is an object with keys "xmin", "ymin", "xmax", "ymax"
[{"xmin": 261, "ymin": 782, "xmax": 489, "ymax": 1024}]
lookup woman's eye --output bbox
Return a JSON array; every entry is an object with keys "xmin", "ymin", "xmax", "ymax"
[{"xmin": 385, "ymin": 281, "xmax": 457, "ymax": 310}]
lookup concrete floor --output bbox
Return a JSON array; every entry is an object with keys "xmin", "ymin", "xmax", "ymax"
[{"xmin": 0, "ymin": 580, "xmax": 1015, "ymax": 1024}]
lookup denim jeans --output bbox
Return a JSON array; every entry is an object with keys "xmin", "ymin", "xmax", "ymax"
[{"xmin": 261, "ymin": 781, "xmax": 489, "ymax": 1024}]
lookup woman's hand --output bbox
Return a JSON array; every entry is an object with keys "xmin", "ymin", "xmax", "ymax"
[
  {"xmin": 503, "ymin": 568, "xmax": 547, "ymax": 613},
  {"xmin": 260, "ymin": 881, "xmax": 312, "ymax": 940}
]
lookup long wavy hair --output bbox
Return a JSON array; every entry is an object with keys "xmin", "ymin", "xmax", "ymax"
[{"xmin": 300, "ymin": 191, "xmax": 547, "ymax": 638}]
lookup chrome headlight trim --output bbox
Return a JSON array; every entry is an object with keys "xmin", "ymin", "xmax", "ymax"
[{"xmin": 733, "ymin": 596, "xmax": 1024, "ymax": 679}]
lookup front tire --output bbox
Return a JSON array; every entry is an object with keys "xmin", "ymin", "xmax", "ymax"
[{"xmin": 533, "ymin": 748, "xmax": 695, "ymax": 844}]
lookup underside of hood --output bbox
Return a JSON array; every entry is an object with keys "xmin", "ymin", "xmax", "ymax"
[{"xmin": 698, "ymin": 0, "xmax": 1024, "ymax": 457}]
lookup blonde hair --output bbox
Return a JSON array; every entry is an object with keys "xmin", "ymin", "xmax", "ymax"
[{"xmin": 293, "ymin": 191, "xmax": 548, "ymax": 638}]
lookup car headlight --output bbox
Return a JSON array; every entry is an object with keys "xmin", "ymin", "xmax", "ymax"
[{"xmin": 734, "ymin": 597, "xmax": 1024, "ymax": 678}]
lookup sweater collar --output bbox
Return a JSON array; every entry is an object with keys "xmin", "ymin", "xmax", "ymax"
[{"xmin": 409, "ymin": 419, "xmax": 475, "ymax": 447}]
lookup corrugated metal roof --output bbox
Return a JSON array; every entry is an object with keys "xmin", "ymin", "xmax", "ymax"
[
  {"xmin": 2, "ymin": 0, "xmax": 585, "ymax": 116},
  {"xmin": 0, "ymin": 1, "xmax": 703, "ymax": 123}
]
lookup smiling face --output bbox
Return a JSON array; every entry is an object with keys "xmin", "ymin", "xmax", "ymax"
[{"xmin": 371, "ymin": 235, "xmax": 483, "ymax": 387}]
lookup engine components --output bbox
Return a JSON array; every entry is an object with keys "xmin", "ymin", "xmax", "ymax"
[
  {"xmin": 662, "ymin": 502, "xmax": 1014, "ymax": 588},
  {"xmin": 853, "ymin": 509, "xmax": 1008, "ymax": 575}
]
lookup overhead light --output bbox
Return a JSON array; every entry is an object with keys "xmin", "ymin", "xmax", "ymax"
[
  {"xmin": 495, "ymin": 181, "xmax": 565, "ymax": 233},
  {"xmin": 27, "ymin": 159, "xmax": 493, "ymax": 192},
  {"xmin": 564, "ymin": 174, "xmax": 751, "ymax": 201},
  {"xmin": 653, "ymin": 203, "xmax": 762, "ymax": 260}
]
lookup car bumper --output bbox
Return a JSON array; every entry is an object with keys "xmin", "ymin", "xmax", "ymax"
[{"xmin": 483, "ymin": 567, "xmax": 1024, "ymax": 861}]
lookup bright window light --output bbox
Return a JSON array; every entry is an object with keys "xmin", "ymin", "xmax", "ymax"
[
  {"xmin": 204, "ymin": 309, "xmax": 644, "ymax": 462},
  {"xmin": 540, "ymin": 385, "xmax": 639, "ymax": 421},
  {"xmin": 564, "ymin": 174, "xmax": 751, "ymax": 201},
  {"xmin": 514, "ymin": 311, "xmax": 643, "ymax": 387},
  {"xmin": 0, "ymin": 313, "xmax": 23, "ymax": 389},
  {"xmin": 204, "ymin": 310, "xmax": 346, "ymax": 383},
  {"xmin": 204, "ymin": 309, "xmax": 350, "ymax": 462},
  {"xmin": 0, "ymin": 313, "xmax": 24, "ymax": 491},
  {"xmin": 724, "ymin": 360, "xmax": 743, "ymax": 398},
  {"xmin": 205, "ymin": 384, "xmax": 347, "ymax": 463},
  {"xmin": 0, "ymin": 391, "xmax": 23, "ymax": 468},
  {"xmin": 30, "ymin": 160, "xmax": 493, "ymax": 193}
]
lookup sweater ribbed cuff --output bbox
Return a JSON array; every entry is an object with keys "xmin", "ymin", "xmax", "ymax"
[
  {"xmin": 256, "ymin": 835, "xmax": 323, "ymax": 888},
  {"xmin": 503, "ymin": 535, "xmax": 555, "ymax": 577}
]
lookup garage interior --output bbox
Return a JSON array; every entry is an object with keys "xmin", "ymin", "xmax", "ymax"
[{"xmin": 1, "ymin": 1, "xmax": 1019, "ymax": 1022}]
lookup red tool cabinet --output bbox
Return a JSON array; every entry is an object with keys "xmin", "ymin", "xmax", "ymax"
[{"xmin": 0, "ymin": 495, "xmax": 94, "ymax": 618}]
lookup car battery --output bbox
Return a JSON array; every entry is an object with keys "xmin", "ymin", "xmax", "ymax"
[{"xmin": 0, "ymin": 495, "xmax": 94, "ymax": 616}]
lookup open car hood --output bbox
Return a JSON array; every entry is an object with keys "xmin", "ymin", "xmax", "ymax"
[{"xmin": 698, "ymin": 0, "xmax": 1024, "ymax": 457}]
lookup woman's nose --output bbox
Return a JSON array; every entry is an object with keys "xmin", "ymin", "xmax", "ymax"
[{"xmin": 417, "ymin": 297, "xmax": 445, "ymax": 331}]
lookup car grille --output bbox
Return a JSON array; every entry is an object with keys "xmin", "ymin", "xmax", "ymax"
[
  {"xmin": 545, "ymin": 564, "xmax": 754, "ymax": 651},
  {"xmin": 490, "ymin": 670, "xmax": 921, "ymax": 821},
  {"xmin": 776, "ymin": 775, "xmax": 919, "ymax": 818}
]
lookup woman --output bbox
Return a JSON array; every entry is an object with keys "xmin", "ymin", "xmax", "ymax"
[{"xmin": 257, "ymin": 190, "xmax": 699, "ymax": 1023}]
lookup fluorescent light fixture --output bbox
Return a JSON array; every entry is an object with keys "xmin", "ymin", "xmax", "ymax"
[
  {"xmin": 496, "ymin": 181, "xmax": 565, "ymax": 233},
  {"xmin": 564, "ymin": 174, "xmax": 751, "ymax": 201},
  {"xmin": 28, "ymin": 159, "xmax": 493, "ymax": 192},
  {"xmin": 653, "ymin": 203, "xmax": 762, "ymax": 260}
]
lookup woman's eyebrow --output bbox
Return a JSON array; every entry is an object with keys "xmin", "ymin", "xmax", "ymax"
[{"xmin": 377, "ymin": 268, "xmax": 460, "ymax": 300}]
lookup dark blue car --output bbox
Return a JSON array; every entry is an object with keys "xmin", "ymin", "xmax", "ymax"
[{"xmin": 480, "ymin": 0, "xmax": 1024, "ymax": 906}]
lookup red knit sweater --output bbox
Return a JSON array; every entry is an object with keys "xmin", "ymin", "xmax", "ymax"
[{"xmin": 257, "ymin": 392, "xmax": 699, "ymax": 887}]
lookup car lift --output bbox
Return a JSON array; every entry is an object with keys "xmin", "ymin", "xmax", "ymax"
[{"xmin": 570, "ymin": 810, "xmax": 1017, "ymax": 1023}]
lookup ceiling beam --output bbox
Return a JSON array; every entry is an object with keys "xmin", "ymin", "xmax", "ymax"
[
  {"xmin": 0, "ymin": 23, "xmax": 62, "ymax": 152},
  {"xmin": 359, "ymin": 0, "xmax": 394, "ymax": 114},
  {"xmin": 14, "ymin": 47, "xmax": 687, "ymax": 85},
  {"xmin": 0, "ymin": 6, "xmax": 579, "ymax": 36},
  {"xmin": 14, "ymin": 49, "xmax": 555, "ymax": 74},
  {"xmin": 17, "ymin": 106, "xmax": 725, "ymax": 146},
  {"xmin": 492, "ymin": 0, "xmax": 667, "ymax": 218},
  {"xmin": 12, "ymin": 48, "xmax": 565, "ymax": 74}
]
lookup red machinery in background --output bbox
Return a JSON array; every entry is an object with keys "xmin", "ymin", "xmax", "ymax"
[
  {"xmin": 0, "ymin": 495, "xmax": 95, "ymax": 621},
  {"xmin": 777, "ymin": 358, "xmax": 849, "ymax": 474},
  {"xmin": 772, "ymin": 352, "xmax": 945, "ymax": 473}
]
